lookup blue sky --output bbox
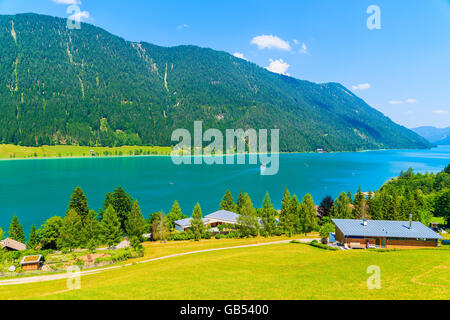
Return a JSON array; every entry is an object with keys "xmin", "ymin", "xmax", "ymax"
[{"xmin": 1, "ymin": 0, "xmax": 449, "ymax": 128}]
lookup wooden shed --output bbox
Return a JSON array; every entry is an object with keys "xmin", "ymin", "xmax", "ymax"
[{"xmin": 20, "ymin": 255, "xmax": 43, "ymax": 271}]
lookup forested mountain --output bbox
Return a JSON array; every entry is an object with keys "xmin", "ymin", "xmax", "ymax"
[
  {"xmin": 411, "ymin": 126, "xmax": 450, "ymax": 145},
  {"xmin": 0, "ymin": 13, "xmax": 431, "ymax": 151}
]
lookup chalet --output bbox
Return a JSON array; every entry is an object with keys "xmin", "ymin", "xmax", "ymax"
[
  {"xmin": 0, "ymin": 238, "xmax": 26, "ymax": 251},
  {"xmin": 174, "ymin": 210, "xmax": 239, "ymax": 232},
  {"xmin": 332, "ymin": 218, "xmax": 443, "ymax": 249},
  {"xmin": 20, "ymin": 255, "xmax": 43, "ymax": 271}
]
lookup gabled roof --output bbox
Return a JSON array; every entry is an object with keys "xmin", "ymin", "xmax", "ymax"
[
  {"xmin": 205, "ymin": 210, "xmax": 239, "ymax": 223},
  {"xmin": 332, "ymin": 219, "xmax": 443, "ymax": 240},
  {"xmin": 174, "ymin": 210, "xmax": 239, "ymax": 228},
  {"xmin": 0, "ymin": 238, "xmax": 27, "ymax": 251},
  {"xmin": 20, "ymin": 255, "xmax": 43, "ymax": 265}
]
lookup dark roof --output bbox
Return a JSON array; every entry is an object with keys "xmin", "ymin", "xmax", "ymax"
[{"xmin": 332, "ymin": 219, "xmax": 443, "ymax": 240}]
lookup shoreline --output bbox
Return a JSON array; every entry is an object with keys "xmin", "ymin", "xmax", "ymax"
[{"xmin": 0, "ymin": 144, "xmax": 439, "ymax": 162}]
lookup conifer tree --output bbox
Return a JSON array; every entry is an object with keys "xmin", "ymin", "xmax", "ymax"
[
  {"xmin": 190, "ymin": 203, "xmax": 205, "ymax": 240},
  {"xmin": 166, "ymin": 200, "xmax": 187, "ymax": 228},
  {"xmin": 59, "ymin": 209, "xmax": 83, "ymax": 251},
  {"xmin": 8, "ymin": 214, "xmax": 26, "ymax": 243},
  {"xmin": 68, "ymin": 187, "xmax": 89, "ymax": 222},
  {"xmin": 103, "ymin": 186, "xmax": 134, "ymax": 232},
  {"xmin": 125, "ymin": 201, "xmax": 147, "ymax": 240},
  {"xmin": 100, "ymin": 205, "xmax": 122, "ymax": 248},
  {"xmin": 219, "ymin": 189, "xmax": 238, "ymax": 213},
  {"xmin": 27, "ymin": 225, "xmax": 39, "ymax": 250},
  {"xmin": 298, "ymin": 194, "xmax": 318, "ymax": 235},
  {"xmin": 237, "ymin": 193, "xmax": 259, "ymax": 237},
  {"xmin": 279, "ymin": 187, "xmax": 295, "ymax": 236},
  {"xmin": 237, "ymin": 191, "xmax": 245, "ymax": 214},
  {"xmin": 261, "ymin": 193, "xmax": 277, "ymax": 236}
]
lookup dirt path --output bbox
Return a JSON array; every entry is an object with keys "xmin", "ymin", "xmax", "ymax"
[{"xmin": 0, "ymin": 238, "xmax": 319, "ymax": 286}]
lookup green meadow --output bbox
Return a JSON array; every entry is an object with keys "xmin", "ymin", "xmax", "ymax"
[
  {"xmin": 0, "ymin": 239, "xmax": 448, "ymax": 300},
  {"xmin": 0, "ymin": 144, "xmax": 172, "ymax": 159}
]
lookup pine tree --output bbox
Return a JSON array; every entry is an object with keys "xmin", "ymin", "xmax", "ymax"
[
  {"xmin": 81, "ymin": 209, "xmax": 101, "ymax": 247},
  {"xmin": 27, "ymin": 225, "xmax": 39, "ymax": 250},
  {"xmin": 237, "ymin": 193, "xmax": 259, "ymax": 237},
  {"xmin": 353, "ymin": 186, "xmax": 366, "ymax": 219},
  {"xmin": 103, "ymin": 186, "xmax": 134, "ymax": 232},
  {"xmin": 261, "ymin": 193, "xmax": 277, "ymax": 236},
  {"xmin": 166, "ymin": 200, "xmax": 187, "ymax": 228},
  {"xmin": 125, "ymin": 201, "xmax": 146, "ymax": 240},
  {"xmin": 298, "ymin": 194, "xmax": 318, "ymax": 235},
  {"xmin": 68, "ymin": 187, "xmax": 89, "ymax": 222},
  {"xmin": 219, "ymin": 190, "xmax": 238, "ymax": 213},
  {"xmin": 190, "ymin": 203, "xmax": 205, "ymax": 240},
  {"xmin": 289, "ymin": 195, "xmax": 300, "ymax": 235},
  {"xmin": 59, "ymin": 209, "xmax": 83, "ymax": 251},
  {"xmin": 100, "ymin": 205, "xmax": 122, "ymax": 248},
  {"xmin": 279, "ymin": 187, "xmax": 294, "ymax": 236},
  {"xmin": 237, "ymin": 191, "xmax": 245, "ymax": 214},
  {"xmin": 8, "ymin": 214, "xmax": 25, "ymax": 243}
]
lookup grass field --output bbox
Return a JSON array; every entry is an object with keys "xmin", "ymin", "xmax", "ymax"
[
  {"xmin": 0, "ymin": 237, "xmax": 448, "ymax": 300},
  {"xmin": 0, "ymin": 144, "xmax": 172, "ymax": 159}
]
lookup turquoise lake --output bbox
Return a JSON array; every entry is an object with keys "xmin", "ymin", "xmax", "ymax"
[{"xmin": 1, "ymin": 146, "xmax": 449, "ymax": 233}]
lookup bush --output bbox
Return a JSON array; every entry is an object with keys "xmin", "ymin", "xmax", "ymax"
[
  {"xmin": 202, "ymin": 231, "xmax": 212, "ymax": 240},
  {"xmin": 215, "ymin": 234, "xmax": 223, "ymax": 240},
  {"xmin": 170, "ymin": 232, "xmax": 191, "ymax": 241},
  {"xmin": 309, "ymin": 240, "xmax": 338, "ymax": 251}
]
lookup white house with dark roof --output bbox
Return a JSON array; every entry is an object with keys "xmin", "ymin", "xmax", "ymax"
[
  {"xmin": 332, "ymin": 218, "xmax": 443, "ymax": 249},
  {"xmin": 174, "ymin": 210, "xmax": 239, "ymax": 231}
]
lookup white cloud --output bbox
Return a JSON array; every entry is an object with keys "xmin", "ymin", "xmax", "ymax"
[
  {"xmin": 52, "ymin": 0, "xmax": 81, "ymax": 4},
  {"xmin": 389, "ymin": 100, "xmax": 405, "ymax": 105},
  {"xmin": 266, "ymin": 59, "xmax": 290, "ymax": 76},
  {"xmin": 293, "ymin": 39, "xmax": 300, "ymax": 45},
  {"xmin": 71, "ymin": 10, "xmax": 90, "ymax": 21},
  {"xmin": 251, "ymin": 35, "xmax": 291, "ymax": 51},
  {"xmin": 405, "ymin": 98, "xmax": 417, "ymax": 104},
  {"xmin": 177, "ymin": 24, "xmax": 189, "ymax": 29},
  {"xmin": 352, "ymin": 83, "xmax": 371, "ymax": 91},
  {"xmin": 433, "ymin": 109, "xmax": 449, "ymax": 115},
  {"xmin": 405, "ymin": 110, "xmax": 414, "ymax": 115},
  {"xmin": 299, "ymin": 42, "xmax": 308, "ymax": 54},
  {"xmin": 233, "ymin": 52, "xmax": 248, "ymax": 61}
]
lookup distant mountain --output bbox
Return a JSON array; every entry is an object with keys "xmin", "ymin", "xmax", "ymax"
[
  {"xmin": 0, "ymin": 13, "xmax": 431, "ymax": 152},
  {"xmin": 411, "ymin": 126, "xmax": 450, "ymax": 145}
]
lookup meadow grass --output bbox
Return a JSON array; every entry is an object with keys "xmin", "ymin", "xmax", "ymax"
[
  {"xmin": 0, "ymin": 144, "xmax": 172, "ymax": 159},
  {"xmin": 0, "ymin": 238, "xmax": 448, "ymax": 300}
]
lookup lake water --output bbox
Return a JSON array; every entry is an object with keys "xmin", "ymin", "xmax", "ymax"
[{"xmin": 1, "ymin": 146, "xmax": 449, "ymax": 233}]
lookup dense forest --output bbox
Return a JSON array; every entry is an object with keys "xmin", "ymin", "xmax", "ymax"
[{"xmin": 0, "ymin": 13, "xmax": 431, "ymax": 152}]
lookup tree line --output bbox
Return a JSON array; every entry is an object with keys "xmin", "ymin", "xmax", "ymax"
[{"xmin": 1, "ymin": 164, "xmax": 448, "ymax": 251}]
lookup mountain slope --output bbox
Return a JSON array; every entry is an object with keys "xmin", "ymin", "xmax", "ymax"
[
  {"xmin": 411, "ymin": 126, "xmax": 450, "ymax": 145},
  {"xmin": 0, "ymin": 13, "xmax": 431, "ymax": 152}
]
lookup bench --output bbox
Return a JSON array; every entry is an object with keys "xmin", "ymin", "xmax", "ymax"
[{"xmin": 349, "ymin": 242, "xmax": 365, "ymax": 249}]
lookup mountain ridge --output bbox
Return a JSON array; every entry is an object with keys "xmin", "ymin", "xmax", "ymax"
[
  {"xmin": 0, "ymin": 13, "xmax": 431, "ymax": 152},
  {"xmin": 411, "ymin": 126, "xmax": 450, "ymax": 145}
]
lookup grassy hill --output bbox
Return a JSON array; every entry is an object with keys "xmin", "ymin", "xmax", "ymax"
[
  {"xmin": 0, "ymin": 13, "xmax": 431, "ymax": 152},
  {"xmin": 0, "ymin": 238, "xmax": 448, "ymax": 300}
]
